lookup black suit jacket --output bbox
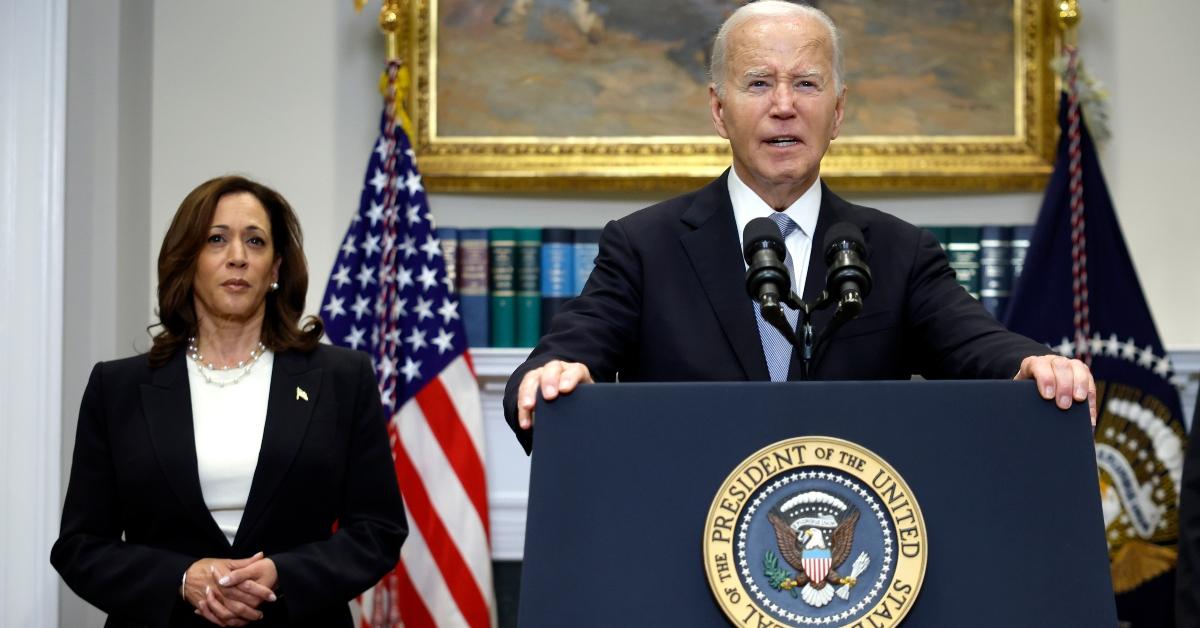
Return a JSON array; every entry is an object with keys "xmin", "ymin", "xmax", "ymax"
[
  {"xmin": 503, "ymin": 173, "xmax": 1047, "ymax": 452},
  {"xmin": 52, "ymin": 345, "xmax": 407, "ymax": 628},
  {"xmin": 1178, "ymin": 391, "xmax": 1200, "ymax": 626}
]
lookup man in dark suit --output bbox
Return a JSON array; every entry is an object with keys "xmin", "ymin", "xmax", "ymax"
[{"xmin": 503, "ymin": 1, "xmax": 1095, "ymax": 453}]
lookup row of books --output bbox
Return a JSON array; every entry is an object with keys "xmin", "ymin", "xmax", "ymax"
[
  {"xmin": 439, "ymin": 227, "xmax": 601, "ymax": 349},
  {"xmin": 931, "ymin": 225, "xmax": 1034, "ymax": 324},
  {"xmin": 437, "ymin": 225, "xmax": 1033, "ymax": 348}
]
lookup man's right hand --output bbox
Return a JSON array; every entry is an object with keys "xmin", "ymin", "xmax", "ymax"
[{"xmin": 516, "ymin": 360, "xmax": 594, "ymax": 430}]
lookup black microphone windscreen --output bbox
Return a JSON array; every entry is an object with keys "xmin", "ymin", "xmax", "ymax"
[
  {"xmin": 823, "ymin": 222, "xmax": 867, "ymax": 260},
  {"xmin": 743, "ymin": 217, "xmax": 786, "ymax": 263}
]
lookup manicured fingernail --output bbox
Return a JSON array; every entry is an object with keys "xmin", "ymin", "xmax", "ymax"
[
  {"xmin": 1058, "ymin": 395, "xmax": 1070, "ymax": 408},
  {"xmin": 269, "ymin": 593, "xmax": 278, "ymax": 602},
  {"xmin": 219, "ymin": 576, "xmax": 230, "ymax": 586},
  {"xmin": 205, "ymin": 585, "xmax": 210, "ymax": 595},
  {"xmin": 1043, "ymin": 385, "xmax": 1054, "ymax": 398}
]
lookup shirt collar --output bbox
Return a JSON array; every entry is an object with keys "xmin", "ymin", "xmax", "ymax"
[{"xmin": 727, "ymin": 167, "xmax": 821, "ymax": 244}]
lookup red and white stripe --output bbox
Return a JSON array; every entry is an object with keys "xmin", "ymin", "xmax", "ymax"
[
  {"xmin": 360, "ymin": 356, "xmax": 495, "ymax": 628},
  {"xmin": 1065, "ymin": 46, "xmax": 1092, "ymax": 366},
  {"xmin": 802, "ymin": 556, "xmax": 831, "ymax": 584}
]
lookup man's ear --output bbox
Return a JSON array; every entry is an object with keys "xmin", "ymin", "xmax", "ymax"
[
  {"xmin": 830, "ymin": 86, "xmax": 847, "ymax": 140},
  {"xmin": 710, "ymin": 84, "xmax": 730, "ymax": 140}
]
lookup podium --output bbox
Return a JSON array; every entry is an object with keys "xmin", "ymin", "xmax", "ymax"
[{"xmin": 517, "ymin": 381, "xmax": 1116, "ymax": 627}]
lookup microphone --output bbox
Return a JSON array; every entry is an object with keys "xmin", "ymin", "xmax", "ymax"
[
  {"xmin": 822, "ymin": 222, "xmax": 872, "ymax": 320},
  {"xmin": 743, "ymin": 217, "xmax": 791, "ymax": 312}
]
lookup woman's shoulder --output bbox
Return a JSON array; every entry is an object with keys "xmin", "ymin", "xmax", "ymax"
[
  {"xmin": 94, "ymin": 352, "xmax": 156, "ymax": 377},
  {"xmin": 283, "ymin": 343, "xmax": 372, "ymax": 372}
]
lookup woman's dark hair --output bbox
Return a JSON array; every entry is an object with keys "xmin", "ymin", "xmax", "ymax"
[{"xmin": 148, "ymin": 175, "xmax": 324, "ymax": 367}]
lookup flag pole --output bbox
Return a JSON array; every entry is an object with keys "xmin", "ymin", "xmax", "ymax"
[
  {"xmin": 357, "ymin": 0, "xmax": 416, "ymax": 138},
  {"xmin": 378, "ymin": 0, "xmax": 405, "ymax": 64}
]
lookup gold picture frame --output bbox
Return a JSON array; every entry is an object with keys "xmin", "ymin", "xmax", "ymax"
[{"xmin": 402, "ymin": 0, "xmax": 1059, "ymax": 193}]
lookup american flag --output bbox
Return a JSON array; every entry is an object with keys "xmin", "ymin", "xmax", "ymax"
[{"xmin": 321, "ymin": 61, "xmax": 494, "ymax": 628}]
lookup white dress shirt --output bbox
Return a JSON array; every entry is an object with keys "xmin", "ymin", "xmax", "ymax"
[
  {"xmin": 186, "ymin": 351, "xmax": 273, "ymax": 545},
  {"xmin": 728, "ymin": 167, "xmax": 822, "ymax": 299}
]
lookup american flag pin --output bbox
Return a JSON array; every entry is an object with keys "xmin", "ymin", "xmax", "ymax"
[{"xmin": 296, "ymin": 387, "xmax": 309, "ymax": 401}]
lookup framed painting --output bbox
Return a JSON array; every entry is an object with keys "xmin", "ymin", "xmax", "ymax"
[{"xmin": 401, "ymin": 0, "xmax": 1059, "ymax": 192}]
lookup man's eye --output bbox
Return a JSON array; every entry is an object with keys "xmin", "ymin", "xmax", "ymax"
[{"xmin": 750, "ymin": 80, "xmax": 768, "ymax": 88}]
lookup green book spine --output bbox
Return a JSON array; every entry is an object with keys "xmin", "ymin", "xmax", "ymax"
[
  {"xmin": 515, "ymin": 228, "xmax": 542, "ymax": 347},
  {"xmin": 947, "ymin": 226, "xmax": 982, "ymax": 299},
  {"xmin": 489, "ymin": 228, "xmax": 517, "ymax": 348}
]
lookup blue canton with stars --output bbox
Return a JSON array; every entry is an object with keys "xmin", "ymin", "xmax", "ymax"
[{"xmin": 321, "ymin": 112, "xmax": 464, "ymax": 410}]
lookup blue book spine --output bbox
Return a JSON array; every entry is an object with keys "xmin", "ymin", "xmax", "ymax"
[
  {"xmin": 540, "ymin": 228, "xmax": 574, "ymax": 336},
  {"xmin": 978, "ymin": 225, "xmax": 1013, "ymax": 321},
  {"xmin": 1010, "ymin": 225, "xmax": 1034, "ymax": 282},
  {"xmin": 573, "ymin": 228, "xmax": 602, "ymax": 296},
  {"xmin": 457, "ymin": 228, "xmax": 489, "ymax": 347}
]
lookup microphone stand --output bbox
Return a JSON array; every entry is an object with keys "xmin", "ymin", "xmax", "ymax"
[{"xmin": 759, "ymin": 289, "xmax": 838, "ymax": 381}]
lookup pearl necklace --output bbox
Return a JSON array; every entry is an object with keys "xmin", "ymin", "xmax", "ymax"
[{"xmin": 187, "ymin": 337, "xmax": 268, "ymax": 388}]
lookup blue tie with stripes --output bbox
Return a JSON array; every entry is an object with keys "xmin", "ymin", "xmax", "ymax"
[{"xmin": 754, "ymin": 212, "xmax": 800, "ymax": 382}]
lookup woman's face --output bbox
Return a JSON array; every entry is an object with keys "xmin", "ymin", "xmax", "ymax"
[{"xmin": 192, "ymin": 192, "xmax": 281, "ymax": 327}]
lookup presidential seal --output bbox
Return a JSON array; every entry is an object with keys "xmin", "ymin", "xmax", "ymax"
[{"xmin": 704, "ymin": 437, "xmax": 926, "ymax": 628}]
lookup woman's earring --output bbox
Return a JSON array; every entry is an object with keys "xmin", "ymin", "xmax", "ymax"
[{"xmin": 271, "ymin": 281, "xmax": 280, "ymax": 291}]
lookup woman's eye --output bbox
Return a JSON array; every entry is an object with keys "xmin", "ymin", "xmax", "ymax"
[
  {"xmin": 207, "ymin": 234, "xmax": 225, "ymax": 244},
  {"xmin": 248, "ymin": 237, "xmax": 265, "ymax": 246}
]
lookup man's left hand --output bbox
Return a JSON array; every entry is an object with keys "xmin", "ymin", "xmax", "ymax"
[{"xmin": 1014, "ymin": 354, "xmax": 1097, "ymax": 425}]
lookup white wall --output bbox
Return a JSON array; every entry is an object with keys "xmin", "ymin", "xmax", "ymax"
[{"xmin": 53, "ymin": 0, "xmax": 1200, "ymax": 623}]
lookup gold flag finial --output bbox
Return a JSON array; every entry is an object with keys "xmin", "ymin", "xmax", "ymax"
[
  {"xmin": 1057, "ymin": 0, "xmax": 1081, "ymax": 30},
  {"xmin": 1057, "ymin": 0, "xmax": 1080, "ymax": 46},
  {"xmin": 379, "ymin": 0, "xmax": 406, "ymax": 63}
]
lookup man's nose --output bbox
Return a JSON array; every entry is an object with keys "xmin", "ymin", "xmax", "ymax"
[{"xmin": 769, "ymin": 83, "xmax": 797, "ymax": 117}]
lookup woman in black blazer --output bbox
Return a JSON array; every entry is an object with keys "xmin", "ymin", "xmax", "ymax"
[{"xmin": 52, "ymin": 176, "xmax": 407, "ymax": 627}]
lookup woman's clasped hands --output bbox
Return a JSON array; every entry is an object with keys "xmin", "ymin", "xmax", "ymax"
[{"xmin": 182, "ymin": 552, "xmax": 278, "ymax": 626}]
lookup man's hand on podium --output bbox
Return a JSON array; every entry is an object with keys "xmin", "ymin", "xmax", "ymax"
[
  {"xmin": 516, "ymin": 360, "xmax": 595, "ymax": 430},
  {"xmin": 1014, "ymin": 354, "xmax": 1097, "ymax": 425}
]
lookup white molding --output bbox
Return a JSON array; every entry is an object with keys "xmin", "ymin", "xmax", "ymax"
[{"xmin": 0, "ymin": 1, "xmax": 66, "ymax": 625}]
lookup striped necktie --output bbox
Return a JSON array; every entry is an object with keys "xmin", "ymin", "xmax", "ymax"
[{"xmin": 754, "ymin": 212, "xmax": 800, "ymax": 382}]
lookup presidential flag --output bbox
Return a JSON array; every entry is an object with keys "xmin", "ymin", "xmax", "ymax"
[
  {"xmin": 1005, "ymin": 50, "xmax": 1186, "ymax": 628},
  {"xmin": 321, "ymin": 61, "xmax": 494, "ymax": 627}
]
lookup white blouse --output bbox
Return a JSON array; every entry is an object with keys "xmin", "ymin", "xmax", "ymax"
[{"xmin": 185, "ymin": 351, "xmax": 274, "ymax": 545}]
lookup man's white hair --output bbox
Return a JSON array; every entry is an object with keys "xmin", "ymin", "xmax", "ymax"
[{"xmin": 709, "ymin": 1, "xmax": 844, "ymax": 98}]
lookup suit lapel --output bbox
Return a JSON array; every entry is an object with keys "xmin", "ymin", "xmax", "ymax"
[
  {"xmin": 140, "ymin": 350, "xmax": 228, "ymax": 546},
  {"xmin": 680, "ymin": 172, "xmax": 770, "ymax": 381},
  {"xmin": 235, "ymin": 350, "xmax": 323, "ymax": 548}
]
